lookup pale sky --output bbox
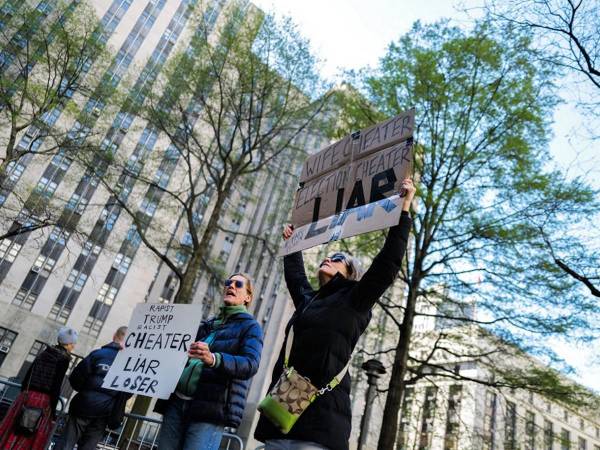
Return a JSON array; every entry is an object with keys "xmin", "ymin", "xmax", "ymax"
[{"xmin": 251, "ymin": 0, "xmax": 600, "ymax": 392}]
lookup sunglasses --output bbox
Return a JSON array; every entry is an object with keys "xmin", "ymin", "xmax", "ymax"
[
  {"xmin": 321, "ymin": 253, "xmax": 354, "ymax": 276},
  {"xmin": 329, "ymin": 253, "xmax": 347, "ymax": 263},
  {"xmin": 224, "ymin": 279, "xmax": 245, "ymax": 289}
]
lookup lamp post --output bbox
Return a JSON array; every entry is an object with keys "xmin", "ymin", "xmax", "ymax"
[{"xmin": 357, "ymin": 359, "xmax": 386, "ymax": 450}]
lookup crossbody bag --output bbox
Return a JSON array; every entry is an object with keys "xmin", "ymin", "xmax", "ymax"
[
  {"xmin": 16, "ymin": 360, "xmax": 45, "ymax": 436},
  {"xmin": 257, "ymin": 324, "xmax": 351, "ymax": 434}
]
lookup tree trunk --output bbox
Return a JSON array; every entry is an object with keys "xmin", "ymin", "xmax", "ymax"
[
  {"xmin": 174, "ymin": 250, "xmax": 204, "ymax": 304},
  {"xmin": 174, "ymin": 177, "xmax": 234, "ymax": 304},
  {"xmin": 0, "ymin": 129, "xmax": 17, "ymax": 177},
  {"xmin": 377, "ymin": 284, "xmax": 419, "ymax": 449}
]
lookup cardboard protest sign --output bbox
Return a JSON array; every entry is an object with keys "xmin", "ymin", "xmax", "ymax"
[
  {"xmin": 281, "ymin": 109, "xmax": 414, "ymax": 255},
  {"xmin": 102, "ymin": 303, "xmax": 202, "ymax": 399},
  {"xmin": 280, "ymin": 193, "xmax": 405, "ymax": 256},
  {"xmin": 298, "ymin": 109, "xmax": 414, "ymax": 184}
]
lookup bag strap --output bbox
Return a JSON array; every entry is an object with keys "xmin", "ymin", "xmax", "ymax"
[{"xmin": 283, "ymin": 325, "xmax": 352, "ymax": 397}]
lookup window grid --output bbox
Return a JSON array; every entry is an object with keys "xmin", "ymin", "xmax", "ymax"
[
  {"xmin": 12, "ymin": 289, "xmax": 38, "ymax": 310},
  {"xmin": 0, "ymin": 240, "xmax": 21, "ymax": 263},
  {"xmin": 32, "ymin": 254, "xmax": 56, "ymax": 277},
  {"xmin": 504, "ymin": 402, "xmax": 517, "ymax": 450},
  {"xmin": 82, "ymin": 283, "xmax": 118, "ymax": 337},
  {"xmin": 0, "ymin": 327, "xmax": 17, "ymax": 349}
]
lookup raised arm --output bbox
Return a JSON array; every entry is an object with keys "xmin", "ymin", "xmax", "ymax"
[
  {"xmin": 350, "ymin": 179, "xmax": 415, "ymax": 312},
  {"xmin": 282, "ymin": 224, "xmax": 315, "ymax": 309}
]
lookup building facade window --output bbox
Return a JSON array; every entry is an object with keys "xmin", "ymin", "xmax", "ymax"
[
  {"xmin": 483, "ymin": 391, "xmax": 497, "ymax": 450},
  {"xmin": 545, "ymin": 420, "xmax": 554, "ymax": 450},
  {"xmin": 32, "ymin": 254, "xmax": 56, "ymax": 277},
  {"xmin": 0, "ymin": 327, "xmax": 18, "ymax": 368},
  {"xmin": 579, "ymin": 437, "xmax": 587, "ymax": 450},
  {"xmin": 525, "ymin": 410, "xmax": 536, "ymax": 450},
  {"xmin": 12, "ymin": 287, "xmax": 38, "ymax": 310},
  {"xmin": 113, "ymin": 253, "xmax": 132, "ymax": 274},
  {"xmin": 397, "ymin": 387, "xmax": 414, "ymax": 450},
  {"xmin": 82, "ymin": 283, "xmax": 118, "ymax": 337},
  {"xmin": 443, "ymin": 385, "xmax": 462, "ymax": 450},
  {"xmin": 504, "ymin": 401, "xmax": 517, "ymax": 450},
  {"xmin": 419, "ymin": 386, "xmax": 438, "ymax": 450},
  {"xmin": 561, "ymin": 429, "xmax": 571, "ymax": 450},
  {"xmin": 0, "ymin": 240, "xmax": 21, "ymax": 263}
]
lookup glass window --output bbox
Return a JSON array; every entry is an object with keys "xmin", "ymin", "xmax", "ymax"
[
  {"xmin": 0, "ymin": 240, "xmax": 22, "ymax": 263},
  {"xmin": 504, "ymin": 402, "xmax": 517, "ymax": 450},
  {"xmin": 419, "ymin": 386, "xmax": 437, "ymax": 450},
  {"xmin": 12, "ymin": 289, "xmax": 38, "ymax": 309},
  {"xmin": 82, "ymin": 241, "xmax": 101, "ymax": 256},
  {"xmin": 65, "ymin": 270, "xmax": 87, "ymax": 292},
  {"xmin": 525, "ymin": 411, "xmax": 536, "ymax": 450},
  {"xmin": 443, "ymin": 385, "xmax": 462, "ymax": 450},
  {"xmin": 561, "ymin": 429, "xmax": 571, "ymax": 450},
  {"xmin": 113, "ymin": 253, "xmax": 131, "ymax": 274},
  {"xmin": 49, "ymin": 228, "xmax": 70, "ymax": 245},
  {"xmin": 544, "ymin": 420, "xmax": 554, "ymax": 450},
  {"xmin": 36, "ymin": 176, "xmax": 58, "ymax": 195},
  {"xmin": 0, "ymin": 326, "xmax": 18, "ymax": 368},
  {"xmin": 8, "ymin": 163, "xmax": 24, "ymax": 182},
  {"xmin": 32, "ymin": 254, "xmax": 56, "ymax": 277},
  {"xmin": 51, "ymin": 153, "xmax": 72, "ymax": 171}
]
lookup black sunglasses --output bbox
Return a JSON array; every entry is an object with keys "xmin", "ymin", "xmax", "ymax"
[{"xmin": 224, "ymin": 279, "xmax": 245, "ymax": 289}]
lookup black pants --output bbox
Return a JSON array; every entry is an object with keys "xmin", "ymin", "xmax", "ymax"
[{"xmin": 55, "ymin": 415, "xmax": 108, "ymax": 450}]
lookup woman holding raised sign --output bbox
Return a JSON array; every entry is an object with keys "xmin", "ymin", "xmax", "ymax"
[
  {"xmin": 255, "ymin": 179, "xmax": 416, "ymax": 450},
  {"xmin": 155, "ymin": 273, "xmax": 263, "ymax": 450}
]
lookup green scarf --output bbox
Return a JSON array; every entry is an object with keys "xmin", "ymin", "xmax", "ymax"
[{"xmin": 176, "ymin": 304, "xmax": 248, "ymax": 397}]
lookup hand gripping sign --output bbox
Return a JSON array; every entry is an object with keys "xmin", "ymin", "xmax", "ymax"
[
  {"xmin": 103, "ymin": 303, "xmax": 202, "ymax": 399},
  {"xmin": 279, "ymin": 108, "xmax": 414, "ymax": 256}
]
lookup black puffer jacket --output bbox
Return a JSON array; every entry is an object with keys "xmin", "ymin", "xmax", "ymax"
[
  {"xmin": 68, "ymin": 341, "xmax": 124, "ymax": 418},
  {"xmin": 155, "ymin": 311, "xmax": 263, "ymax": 428},
  {"xmin": 254, "ymin": 211, "xmax": 411, "ymax": 450},
  {"xmin": 22, "ymin": 344, "xmax": 71, "ymax": 414}
]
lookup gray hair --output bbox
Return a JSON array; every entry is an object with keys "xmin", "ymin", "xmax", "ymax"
[
  {"xmin": 342, "ymin": 253, "xmax": 364, "ymax": 281},
  {"xmin": 328, "ymin": 252, "xmax": 363, "ymax": 281}
]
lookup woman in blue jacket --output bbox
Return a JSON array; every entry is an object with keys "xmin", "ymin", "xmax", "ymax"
[{"xmin": 155, "ymin": 273, "xmax": 264, "ymax": 450}]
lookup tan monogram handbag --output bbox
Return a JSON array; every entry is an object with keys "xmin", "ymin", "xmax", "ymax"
[{"xmin": 257, "ymin": 326, "xmax": 350, "ymax": 434}]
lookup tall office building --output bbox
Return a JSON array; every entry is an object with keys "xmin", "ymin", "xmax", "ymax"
[{"xmin": 0, "ymin": 0, "xmax": 327, "ymax": 441}]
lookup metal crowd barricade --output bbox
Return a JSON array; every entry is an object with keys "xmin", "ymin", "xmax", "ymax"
[
  {"xmin": 97, "ymin": 412, "xmax": 244, "ymax": 450},
  {"xmin": 0, "ymin": 378, "xmax": 244, "ymax": 450}
]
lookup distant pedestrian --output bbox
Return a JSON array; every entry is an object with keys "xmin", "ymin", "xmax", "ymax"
[
  {"xmin": 155, "ymin": 273, "xmax": 263, "ymax": 450},
  {"xmin": 55, "ymin": 326, "xmax": 129, "ymax": 450},
  {"xmin": 255, "ymin": 179, "xmax": 416, "ymax": 450},
  {"xmin": 0, "ymin": 327, "xmax": 77, "ymax": 450}
]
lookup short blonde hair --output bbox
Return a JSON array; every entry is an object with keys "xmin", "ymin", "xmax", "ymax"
[{"xmin": 228, "ymin": 272, "xmax": 254, "ymax": 304}]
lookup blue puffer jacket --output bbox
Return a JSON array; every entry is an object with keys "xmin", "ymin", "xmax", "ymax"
[
  {"xmin": 68, "ymin": 341, "xmax": 123, "ymax": 418},
  {"xmin": 155, "ymin": 311, "xmax": 263, "ymax": 428}
]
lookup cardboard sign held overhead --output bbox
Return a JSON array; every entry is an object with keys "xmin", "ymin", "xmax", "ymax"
[
  {"xmin": 102, "ymin": 303, "xmax": 202, "ymax": 399},
  {"xmin": 299, "ymin": 109, "xmax": 414, "ymax": 185},
  {"xmin": 281, "ymin": 109, "xmax": 414, "ymax": 256}
]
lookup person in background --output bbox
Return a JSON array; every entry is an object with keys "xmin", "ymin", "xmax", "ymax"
[
  {"xmin": 55, "ymin": 326, "xmax": 129, "ymax": 450},
  {"xmin": 255, "ymin": 179, "xmax": 416, "ymax": 450},
  {"xmin": 0, "ymin": 327, "xmax": 77, "ymax": 450},
  {"xmin": 155, "ymin": 273, "xmax": 263, "ymax": 450}
]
